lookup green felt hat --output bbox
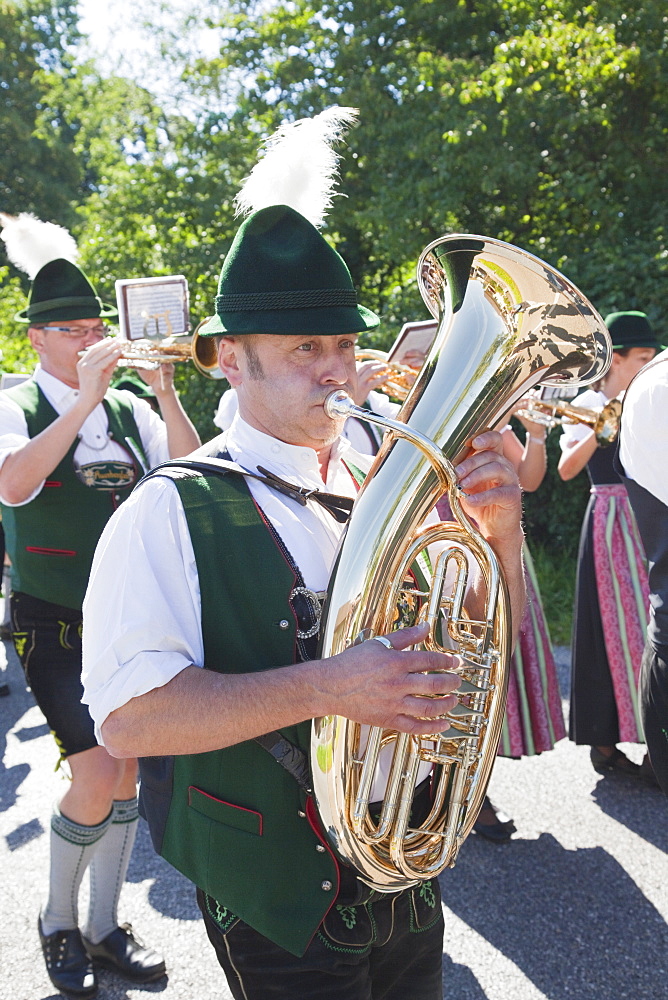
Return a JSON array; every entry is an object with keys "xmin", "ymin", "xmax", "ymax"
[
  {"xmin": 198, "ymin": 206, "xmax": 379, "ymax": 337},
  {"xmin": 605, "ymin": 311, "xmax": 663, "ymax": 351},
  {"xmin": 15, "ymin": 258, "xmax": 118, "ymax": 324}
]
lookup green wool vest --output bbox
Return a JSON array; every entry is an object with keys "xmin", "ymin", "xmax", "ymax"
[
  {"xmin": 140, "ymin": 468, "xmax": 340, "ymax": 957},
  {"xmin": 1, "ymin": 381, "xmax": 146, "ymax": 610}
]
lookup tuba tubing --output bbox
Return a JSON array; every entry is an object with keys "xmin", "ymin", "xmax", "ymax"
[{"xmin": 311, "ymin": 234, "xmax": 612, "ymax": 891}]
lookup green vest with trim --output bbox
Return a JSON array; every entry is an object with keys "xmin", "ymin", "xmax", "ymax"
[
  {"xmin": 138, "ymin": 467, "xmax": 342, "ymax": 958},
  {"xmin": 1, "ymin": 380, "xmax": 146, "ymax": 610}
]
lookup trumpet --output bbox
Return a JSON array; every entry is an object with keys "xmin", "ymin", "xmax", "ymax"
[
  {"xmin": 79, "ymin": 320, "xmax": 224, "ymax": 380},
  {"xmin": 517, "ymin": 395, "xmax": 622, "ymax": 446},
  {"xmin": 355, "ymin": 349, "xmax": 420, "ymax": 400}
]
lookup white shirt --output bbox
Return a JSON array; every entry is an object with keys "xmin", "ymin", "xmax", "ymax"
[
  {"xmin": 619, "ymin": 348, "xmax": 668, "ymax": 507},
  {"xmin": 0, "ymin": 366, "xmax": 170, "ymax": 504},
  {"xmin": 82, "ymin": 414, "xmax": 372, "ymax": 738},
  {"xmin": 82, "ymin": 414, "xmax": 441, "ymax": 797}
]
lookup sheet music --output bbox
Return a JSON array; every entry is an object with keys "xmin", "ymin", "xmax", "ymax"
[{"xmin": 115, "ymin": 276, "xmax": 189, "ymax": 341}]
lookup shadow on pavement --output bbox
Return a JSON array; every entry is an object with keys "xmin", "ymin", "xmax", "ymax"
[
  {"xmin": 0, "ymin": 643, "xmax": 35, "ymax": 814},
  {"xmin": 127, "ymin": 819, "xmax": 203, "ymax": 921},
  {"xmin": 591, "ymin": 774, "xmax": 668, "ymax": 853},
  {"xmin": 440, "ymin": 831, "xmax": 667, "ymax": 1000}
]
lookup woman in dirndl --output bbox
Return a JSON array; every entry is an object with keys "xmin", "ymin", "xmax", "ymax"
[
  {"xmin": 472, "ymin": 402, "xmax": 567, "ymax": 841},
  {"xmin": 558, "ymin": 311, "xmax": 662, "ymax": 785}
]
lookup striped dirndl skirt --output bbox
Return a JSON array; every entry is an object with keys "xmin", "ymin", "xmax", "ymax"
[{"xmin": 498, "ymin": 546, "xmax": 566, "ymax": 757}]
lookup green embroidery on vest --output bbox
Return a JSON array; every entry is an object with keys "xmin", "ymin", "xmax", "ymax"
[
  {"xmin": 336, "ymin": 904, "xmax": 357, "ymax": 929},
  {"xmin": 75, "ymin": 461, "xmax": 136, "ymax": 489},
  {"xmin": 57, "ymin": 621, "xmax": 71, "ymax": 650},
  {"xmin": 13, "ymin": 634, "xmax": 27, "ymax": 658},
  {"xmin": 419, "ymin": 879, "xmax": 436, "ymax": 908}
]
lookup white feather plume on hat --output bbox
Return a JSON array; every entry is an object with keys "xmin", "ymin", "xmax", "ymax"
[
  {"xmin": 234, "ymin": 107, "xmax": 359, "ymax": 229},
  {"xmin": 0, "ymin": 212, "xmax": 79, "ymax": 279}
]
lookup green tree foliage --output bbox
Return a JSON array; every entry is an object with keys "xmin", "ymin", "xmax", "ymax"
[
  {"xmin": 0, "ymin": 0, "xmax": 82, "ymax": 223},
  {"xmin": 182, "ymin": 0, "xmax": 667, "ymax": 329}
]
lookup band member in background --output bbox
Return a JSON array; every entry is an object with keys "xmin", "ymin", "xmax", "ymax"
[
  {"xmin": 0, "ymin": 213, "xmax": 200, "ymax": 999},
  {"xmin": 617, "ymin": 336, "xmax": 668, "ymax": 793},
  {"xmin": 81, "ymin": 110, "xmax": 526, "ymax": 1000},
  {"xmin": 558, "ymin": 311, "xmax": 662, "ymax": 785},
  {"xmin": 470, "ymin": 401, "xmax": 567, "ymax": 842}
]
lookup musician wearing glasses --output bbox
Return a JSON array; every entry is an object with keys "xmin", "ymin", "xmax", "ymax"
[
  {"xmin": 81, "ymin": 117, "xmax": 526, "ymax": 1000},
  {"xmin": 0, "ymin": 214, "xmax": 200, "ymax": 999}
]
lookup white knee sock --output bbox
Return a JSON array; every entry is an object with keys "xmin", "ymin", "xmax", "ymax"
[
  {"xmin": 82, "ymin": 797, "xmax": 139, "ymax": 945},
  {"xmin": 2, "ymin": 566, "xmax": 11, "ymax": 626},
  {"xmin": 40, "ymin": 806, "xmax": 112, "ymax": 935}
]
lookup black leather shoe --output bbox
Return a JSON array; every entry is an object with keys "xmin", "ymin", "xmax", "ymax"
[
  {"xmin": 83, "ymin": 923, "xmax": 166, "ymax": 983},
  {"xmin": 38, "ymin": 918, "xmax": 97, "ymax": 999},
  {"xmin": 640, "ymin": 754, "xmax": 661, "ymax": 788},
  {"xmin": 590, "ymin": 746, "xmax": 641, "ymax": 778},
  {"xmin": 473, "ymin": 796, "xmax": 516, "ymax": 843}
]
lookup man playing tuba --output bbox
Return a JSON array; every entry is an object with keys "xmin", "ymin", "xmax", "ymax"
[{"xmin": 81, "ymin": 109, "xmax": 525, "ymax": 1000}]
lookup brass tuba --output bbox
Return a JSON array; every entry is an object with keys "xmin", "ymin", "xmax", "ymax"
[{"xmin": 312, "ymin": 234, "xmax": 612, "ymax": 891}]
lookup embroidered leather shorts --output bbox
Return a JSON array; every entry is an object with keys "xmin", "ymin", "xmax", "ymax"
[
  {"xmin": 198, "ymin": 878, "xmax": 444, "ymax": 1000},
  {"xmin": 10, "ymin": 591, "xmax": 97, "ymax": 761}
]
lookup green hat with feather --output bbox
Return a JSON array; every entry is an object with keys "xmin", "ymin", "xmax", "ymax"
[
  {"xmin": 0, "ymin": 213, "xmax": 117, "ymax": 324},
  {"xmin": 198, "ymin": 107, "xmax": 379, "ymax": 338}
]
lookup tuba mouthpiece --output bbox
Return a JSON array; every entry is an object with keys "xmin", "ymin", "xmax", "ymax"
[{"xmin": 324, "ymin": 389, "xmax": 355, "ymax": 419}]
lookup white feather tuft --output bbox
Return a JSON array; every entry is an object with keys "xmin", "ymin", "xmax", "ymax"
[
  {"xmin": 234, "ymin": 107, "xmax": 359, "ymax": 228},
  {"xmin": 0, "ymin": 212, "xmax": 79, "ymax": 279}
]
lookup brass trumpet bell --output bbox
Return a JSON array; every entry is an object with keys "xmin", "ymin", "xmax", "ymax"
[
  {"xmin": 355, "ymin": 349, "xmax": 420, "ymax": 401},
  {"xmin": 516, "ymin": 395, "xmax": 622, "ymax": 446},
  {"xmin": 190, "ymin": 319, "xmax": 225, "ymax": 380},
  {"xmin": 82, "ymin": 318, "xmax": 225, "ymax": 380}
]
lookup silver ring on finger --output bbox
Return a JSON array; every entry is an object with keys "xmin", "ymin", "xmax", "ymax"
[{"xmin": 372, "ymin": 635, "xmax": 395, "ymax": 650}]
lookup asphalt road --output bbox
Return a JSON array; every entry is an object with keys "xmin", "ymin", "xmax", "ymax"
[{"xmin": 1, "ymin": 635, "xmax": 667, "ymax": 1000}]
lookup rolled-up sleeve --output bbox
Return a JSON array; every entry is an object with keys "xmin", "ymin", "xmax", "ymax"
[
  {"xmin": 81, "ymin": 475, "xmax": 203, "ymax": 744},
  {"xmin": 0, "ymin": 391, "xmax": 45, "ymax": 505}
]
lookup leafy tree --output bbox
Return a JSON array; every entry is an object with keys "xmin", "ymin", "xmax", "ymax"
[
  {"xmin": 0, "ymin": 0, "xmax": 82, "ymax": 223},
  {"xmin": 176, "ymin": 0, "xmax": 667, "ymax": 332},
  {"xmin": 161, "ymin": 0, "xmax": 665, "ymax": 536}
]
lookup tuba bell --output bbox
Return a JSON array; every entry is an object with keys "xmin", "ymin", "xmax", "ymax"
[{"xmin": 312, "ymin": 234, "xmax": 612, "ymax": 891}]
